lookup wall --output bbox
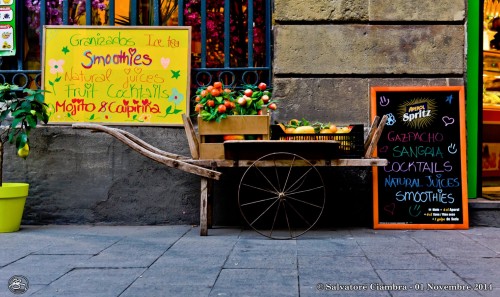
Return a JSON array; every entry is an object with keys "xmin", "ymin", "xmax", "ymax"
[
  {"xmin": 8, "ymin": 127, "xmax": 201, "ymax": 225},
  {"xmin": 272, "ymin": 0, "xmax": 465, "ymax": 123},
  {"xmin": 270, "ymin": 0, "xmax": 466, "ymax": 226},
  {"xmin": 10, "ymin": 0, "xmax": 466, "ymax": 227}
]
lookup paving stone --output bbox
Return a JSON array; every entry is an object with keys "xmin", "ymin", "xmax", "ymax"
[
  {"xmin": 0, "ymin": 255, "xmax": 90, "ymax": 285},
  {"xmin": 153, "ymin": 250, "xmax": 228, "ymax": 268},
  {"xmin": 3, "ymin": 284, "xmax": 47, "ymax": 297},
  {"xmin": 298, "ymin": 255, "xmax": 389, "ymax": 296},
  {"xmin": 76, "ymin": 240, "xmax": 170, "ymax": 268},
  {"xmin": 1, "ymin": 226, "xmax": 500, "ymax": 297},
  {"xmin": 410, "ymin": 231, "xmax": 497, "ymax": 258},
  {"xmin": 137, "ymin": 264, "xmax": 221, "ymax": 286},
  {"xmin": 210, "ymin": 268, "xmax": 298, "ymax": 297},
  {"xmin": 300, "ymin": 284, "xmax": 392, "ymax": 297},
  {"xmin": 33, "ymin": 234, "xmax": 121, "ymax": 255},
  {"xmin": 224, "ymin": 249, "xmax": 297, "ymax": 269},
  {"xmin": 440, "ymin": 257, "xmax": 500, "ymax": 286},
  {"xmin": 121, "ymin": 284, "xmax": 212, "ymax": 297},
  {"xmin": 376, "ymin": 269, "xmax": 482, "ymax": 297},
  {"xmin": 298, "ymin": 229, "xmax": 353, "ymax": 239},
  {"xmin": 297, "ymin": 238, "xmax": 364, "ymax": 257},
  {"xmin": 365, "ymin": 253, "xmax": 447, "ymax": 270},
  {"xmin": 458, "ymin": 229, "xmax": 500, "ymax": 254},
  {"xmin": 357, "ymin": 239, "xmax": 428, "ymax": 255},
  {"xmin": 298, "ymin": 255, "xmax": 381, "ymax": 284},
  {"xmin": 78, "ymin": 225, "xmax": 191, "ymax": 238},
  {"xmin": 31, "ymin": 268, "xmax": 145, "ymax": 297}
]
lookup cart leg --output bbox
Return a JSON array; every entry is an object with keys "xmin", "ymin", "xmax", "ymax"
[
  {"xmin": 200, "ymin": 177, "xmax": 209, "ymax": 236},
  {"xmin": 207, "ymin": 178, "xmax": 214, "ymax": 229}
]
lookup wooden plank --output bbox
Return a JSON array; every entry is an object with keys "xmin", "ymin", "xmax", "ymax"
[
  {"xmin": 364, "ymin": 116, "xmax": 380, "ymax": 152},
  {"xmin": 182, "ymin": 114, "xmax": 200, "ymax": 159},
  {"xmin": 73, "ymin": 123, "xmax": 221, "ymax": 180},
  {"xmin": 198, "ymin": 115, "xmax": 270, "ymax": 135},
  {"xmin": 186, "ymin": 158, "xmax": 388, "ymax": 168},
  {"xmin": 207, "ymin": 178, "xmax": 214, "ymax": 229},
  {"xmin": 224, "ymin": 140, "xmax": 340, "ymax": 160},
  {"xmin": 364, "ymin": 115, "xmax": 388, "ymax": 158},
  {"xmin": 200, "ymin": 177, "xmax": 209, "ymax": 236},
  {"xmin": 199, "ymin": 143, "xmax": 225, "ymax": 159}
]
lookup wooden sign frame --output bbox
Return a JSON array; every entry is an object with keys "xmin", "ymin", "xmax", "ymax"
[
  {"xmin": 42, "ymin": 26, "xmax": 191, "ymax": 126},
  {"xmin": 371, "ymin": 86, "xmax": 468, "ymax": 229}
]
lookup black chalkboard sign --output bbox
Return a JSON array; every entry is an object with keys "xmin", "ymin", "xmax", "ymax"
[{"xmin": 371, "ymin": 86, "xmax": 468, "ymax": 229}]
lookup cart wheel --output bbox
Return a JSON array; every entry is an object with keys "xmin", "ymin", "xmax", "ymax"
[{"xmin": 238, "ymin": 152, "xmax": 326, "ymax": 239}]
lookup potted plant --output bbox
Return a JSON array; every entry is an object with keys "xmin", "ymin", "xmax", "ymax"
[{"xmin": 0, "ymin": 83, "xmax": 49, "ymax": 232}]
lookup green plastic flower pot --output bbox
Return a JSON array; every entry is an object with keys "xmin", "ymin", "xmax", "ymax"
[{"xmin": 0, "ymin": 183, "xmax": 29, "ymax": 233}]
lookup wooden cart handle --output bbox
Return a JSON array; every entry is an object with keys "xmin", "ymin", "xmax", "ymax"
[
  {"xmin": 73, "ymin": 123, "xmax": 221, "ymax": 180},
  {"xmin": 364, "ymin": 115, "xmax": 388, "ymax": 158}
]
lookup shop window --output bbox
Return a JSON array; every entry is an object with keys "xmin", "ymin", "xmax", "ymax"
[{"xmin": 482, "ymin": 0, "xmax": 500, "ymax": 196}]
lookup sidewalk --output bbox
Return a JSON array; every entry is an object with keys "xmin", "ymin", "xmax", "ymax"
[{"xmin": 0, "ymin": 225, "xmax": 499, "ymax": 297}]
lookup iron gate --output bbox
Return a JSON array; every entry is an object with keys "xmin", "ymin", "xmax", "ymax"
[{"xmin": 0, "ymin": 0, "xmax": 272, "ymax": 91}]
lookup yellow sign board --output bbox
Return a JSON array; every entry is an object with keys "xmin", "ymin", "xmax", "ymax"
[{"xmin": 42, "ymin": 26, "xmax": 191, "ymax": 126}]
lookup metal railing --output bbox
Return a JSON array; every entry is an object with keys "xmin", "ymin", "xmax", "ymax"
[{"xmin": 0, "ymin": 0, "xmax": 272, "ymax": 90}]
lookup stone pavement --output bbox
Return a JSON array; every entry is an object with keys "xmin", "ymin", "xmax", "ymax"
[{"xmin": 1, "ymin": 225, "xmax": 500, "ymax": 297}]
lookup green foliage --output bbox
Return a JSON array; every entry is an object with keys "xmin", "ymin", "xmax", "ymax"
[
  {"xmin": 194, "ymin": 82, "xmax": 276, "ymax": 122},
  {"xmin": 115, "ymin": 0, "xmax": 178, "ymax": 26},
  {"xmin": 0, "ymin": 83, "xmax": 50, "ymax": 159}
]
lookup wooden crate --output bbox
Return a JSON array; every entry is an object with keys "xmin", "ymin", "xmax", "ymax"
[{"xmin": 198, "ymin": 115, "xmax": 270, "ymax": 159}]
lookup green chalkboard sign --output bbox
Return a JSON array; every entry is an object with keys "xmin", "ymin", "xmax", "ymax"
[{"xmin": 371, "ymin": 86, "xmax": 468, "ymax": 229}]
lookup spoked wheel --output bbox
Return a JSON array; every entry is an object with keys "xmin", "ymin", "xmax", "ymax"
[{"xmin": 238, "ymin": 152, "xmax": 326, "ymax": 239}]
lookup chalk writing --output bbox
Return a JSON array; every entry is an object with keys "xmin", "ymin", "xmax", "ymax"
[
  {"xmin": 81, "ymin": 48, "xmax": 152, "ymax": 69},
  {"xmin": 383, "ymin": 161, "xmax": 452, "ymax": 173},
  {"xmin": 43, "ymin": 26, "xmax": 190, "ymax": 125},
  {"xmin": 387, "ymin": 131, "xmax": 444, "ymax": 143},
  {"xmin": 145, "ymin": 34, "xmax": 180, "ymax": 48},
  {"xmin": 372, "ymin": 87, "xmax": 467, "ymax": 228},
  {"xmin": 106, "ymin": 84, "xmax": 169, "ymax": 99},
  {"xmin": 122, "ymin": 68, "xmax": 165, "ymax": 89},
  {"xmin": 56, "ymin": 99, "xmax": 96, "ymax": 115},
  {"xmin": 424, "ymin": 174, "xmax": 460, "ymax": 188},
  {"xmin": 69, "ymin": 32, "xmax": 135, "ymax": 46},
  {"xmin": 395, "ymin": 189, "xmax": 455, "ymax": 204},
  {"xmin": 65, "ymin": 67, "xmax": 112, "ymax": 82},
  {"xmin": 392, "ymin": 145, "xmax": 444, "ymax": 158}
]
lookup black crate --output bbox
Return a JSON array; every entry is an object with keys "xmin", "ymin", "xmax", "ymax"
[{"xmin": 270, "ymin": 124, "xmax": 364, "ymax": 158}]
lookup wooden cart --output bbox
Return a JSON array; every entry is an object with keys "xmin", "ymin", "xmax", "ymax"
[{"xmin": 73, "ymin": 115, "xmax": 387, "ymax": 239}]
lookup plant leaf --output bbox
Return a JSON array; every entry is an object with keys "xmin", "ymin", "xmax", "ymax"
[
  {"xmin": 0, "ymin": 109, "xmax": 9, "ymax": 121},
  {"xmin": 21, "ymin": 100, "xmax": 31, "ymax": 111},
  {"xmin": 34, "ymin": 92, "xmax": 45, "ymax": 103},
  {"xmin": 11, "ymin": 109, "xmax": 26, "ymax": 118},
  {"xmin": 26, "ymin": 115, "xmax": 37, "ymax": 128},
  {"xmin": 15, "ymin": 132, "xmax": 28, "ymax": 149},
  {"xmin": 10, "ymin": 116, "xmax": 22, "ymax": 128}
]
